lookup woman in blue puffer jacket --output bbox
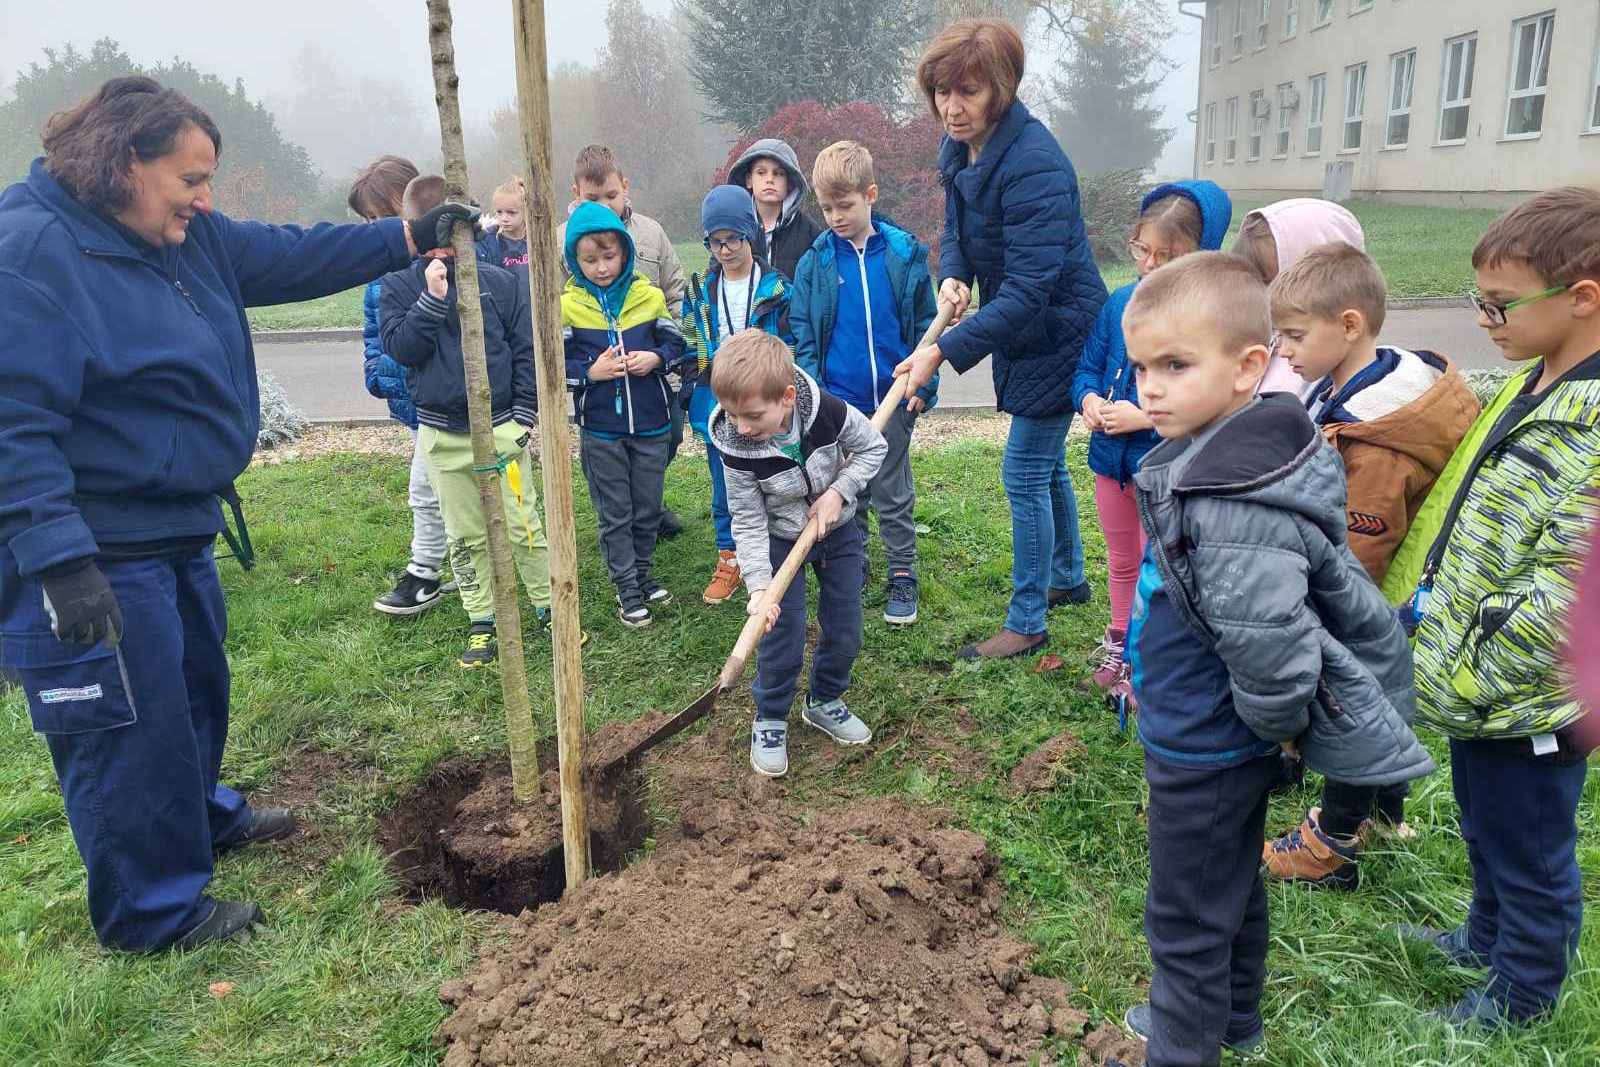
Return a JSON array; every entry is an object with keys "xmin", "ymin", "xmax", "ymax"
[
  {"xmin": 0, "ymin": 77, "xmax": 469, "ymax": 954},
  {"xmin": 896, "ymin": 18, "xmax": 1109, "ymax": 660}
]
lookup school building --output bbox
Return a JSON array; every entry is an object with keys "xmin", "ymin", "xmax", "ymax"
[{"xmin": 1183, "ymin": 0, "xmax": 1600, "ymax": 205}]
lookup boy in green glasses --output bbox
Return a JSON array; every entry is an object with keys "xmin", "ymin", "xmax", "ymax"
[{"xmin": 1395, "ymin": 186, "xmax": 1600, "ymax": 1031}]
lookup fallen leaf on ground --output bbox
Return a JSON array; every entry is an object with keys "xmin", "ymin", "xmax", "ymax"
[
  {"xmin": 208, "ymin": 981, "xmax": 234, "ymax": 998},
  {"xmin": 1033, "ymin": 653, "xmax": 1066, "ymax": 673}
]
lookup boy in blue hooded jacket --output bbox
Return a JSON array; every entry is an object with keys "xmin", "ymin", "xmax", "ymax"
[
  {"xmin": 563, "ymin": 202, "xmax": 688, "ymax": 627},
  {"xmin": 791, "ymin": 141, "xmax": 940, "ymax": 626}
]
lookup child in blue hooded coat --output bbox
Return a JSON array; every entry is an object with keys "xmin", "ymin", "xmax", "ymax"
[
  {"xmin": 562, "ymin": 202, "xmax": 688, "ymax": 628},
  {"xmin": 1071, "ymin": 180, "xmax": 1232, "ymax": 701}
]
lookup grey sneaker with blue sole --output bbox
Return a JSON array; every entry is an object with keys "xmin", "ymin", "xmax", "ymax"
[
  {"xmin": 1123, "ymin": 1002, "xmax": 1265, "ymax": 1058},
  {"xmin": 802, "ymin": 696, "xmax": 872, "ymax": 745},
  {"xmin": 750, "ymin": 720, "xmax": 789, "ymax": 777}
]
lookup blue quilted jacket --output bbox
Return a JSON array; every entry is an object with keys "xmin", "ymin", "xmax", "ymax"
[
  {"xmin": 936, "ymin": 101, "xmax": 1107, "ymax": 418},
  {"xmin": 361, "ymin": 279, "xmax": 417, "ymax": 428}
]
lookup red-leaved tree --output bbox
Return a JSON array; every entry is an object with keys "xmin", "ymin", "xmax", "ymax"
[{"xmin": 715, "ymin": 102, "xmax": 946, "ymax": 265}]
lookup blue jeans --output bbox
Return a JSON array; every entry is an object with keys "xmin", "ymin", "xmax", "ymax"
[
  {"xmin": 705, "ymin": 439, "xmax": 735, "ymax": 551},
  {"xmin": 1002, "ymin": 411, "xmax": 1085, "ymax": 635},
  {"xmin": 3, "ymin": 546, "xmax": 253, "ymax": 950},
  {"xmin": 1452, "ymin": 737, "xmax": 1587, "ymax": 1019},
  {"xmin": 753, "ymin": 521, "xmax": 865, "ymax": 721}
]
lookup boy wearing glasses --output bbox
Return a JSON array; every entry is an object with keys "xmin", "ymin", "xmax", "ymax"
[
  {"xmin": 682, "ymin": 185, "xmax": 794, "ymax": 605},
  {"xmin": 1396, "ymin": 187, "xmax": 1600, "ymax": 1030}
]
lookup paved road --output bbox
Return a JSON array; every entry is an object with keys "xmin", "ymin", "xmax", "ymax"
[{"xmin": 258, "ymin": 305, "xmax": 1505, "ymax": 423}]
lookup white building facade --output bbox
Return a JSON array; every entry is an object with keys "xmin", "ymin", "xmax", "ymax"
[{"xmin": 1187, "ymin": 0, "xmax": 1600, "ymax": 204}]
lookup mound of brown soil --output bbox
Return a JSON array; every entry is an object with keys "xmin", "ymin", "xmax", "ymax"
[{"xmin": 434, "ymin": 796, "xmax": 1089, "ymax": 1067}]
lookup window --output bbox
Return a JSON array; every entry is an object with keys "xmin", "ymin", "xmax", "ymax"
[
  {"xmin": 1439, "ymin": 33, "xmax": 1476, "ymax": 143},
  {"xmin": 1257, "ymin": 0, "xmax": 1271, "ymax": 48},
  {"xmin": 1275, "ymin": 82, "xmax": 1295, "ymax": 155},
  {"xmin": 1351, "ymin": 0, "xmax": 1372, "ymax": 11},
  {"xmin": 1233, "ymin": 0, "xmax": 1247, "ymax": 57},
  {"xmin": 1306, "ymin": 73, "xmax": 1327, "ymax": 152},
  {"xmin": 1248, "ymin": 89, "xmax": 1266, "ymax": 158},
  {"xmin": 1314, "ymin": 0, "xmax": 1333, "ymax": 26},
  {"xmin": 1211, "ymin": 2, "xmax": 1224, "ymax": 66},
  {"xmin": 1505, "ymin": 11, "xmax": 1555, "ymax": 137},
  {"xmin": 1284, "ymin": 0, "xmax": 1299, "ymax": 37},
  {"xmin": 1226, "ymin": 96, "xmax": 1240, "ymax": 160},
  {"xmin": 1205, "ymin": 102, "xmax": 1218, "ymax": 163},
  {"xmin": 1386, "ymin": 49, "xmax": 1417, "ymax": 147},
  {"xmin": 1343, "ymin": 62, "xmax": 1367, "ymax": 150},
  {"xmin": 1591, "ymin": 31, "xmax": 1600, "ymax": 131}
]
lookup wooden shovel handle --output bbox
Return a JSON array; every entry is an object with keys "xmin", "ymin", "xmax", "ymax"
[{"xmin": 720, "ymin": 299, "xmax": 956, "ymax": 686}]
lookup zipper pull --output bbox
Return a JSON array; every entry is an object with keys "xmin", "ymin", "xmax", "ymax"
[{"xmin": 174, "ymin": 279, "xmax": 201, "ymax": 316}]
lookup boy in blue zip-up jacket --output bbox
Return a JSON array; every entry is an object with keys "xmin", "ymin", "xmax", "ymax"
[
  {"xmin": 791, "ymin": 141, "xmax": 939, "ymax": 626},
  {"xmin": 1072, "ymin": 180, "xmax": 1231, "ymax": 700},
  {"xmin": 682, "ymin": 185, "xmax": 794, "ymax": 606},
  {"xmin": 347, "ymin": 156, "xmax": 455, "ymax": 618},
  {"xmin": 561, "ymin": 202, "xmax": 687, "ymax": 627}
]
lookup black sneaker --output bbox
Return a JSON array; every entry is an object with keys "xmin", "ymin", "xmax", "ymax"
[
  {"xmin": 617, "ymin": 593, "xmax": 652, "ymax": 628},
  {"xmin": 215, "ymin": 807, "xmax": 298, "ymax": 855},
  {"xmin": 532, "ymin": 607, "xmax": 591, "ymax": 646},
  {"xmin": 883, "ymin": 570, "xmax": 919, "ymax": 626},
  {"xmin": 374, "ymin": 567, "xmax": 445, "ymax": 616},
  {"xmin": 656, "ymin": 508, "xmax": 684, "ymax": 540},
  {"xmin": 459, "ymin": 622, "xmax": 497, "ymax": 668},
  {"xmin": 1046, "ymin": 582, "xmax": 1093, "ymax": 609},
  {"xmin": 641, "ymin": 581, "xmax": 673, "ymax": 607},
  {"xmin": 170, "ymin": 899, "xmax": 264, "ymax": 951}
]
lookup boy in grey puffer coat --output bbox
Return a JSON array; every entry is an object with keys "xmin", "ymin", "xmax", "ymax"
[
  {"xmin": 1114, "ymin": 252, "xmax": 1432, "ymax": 1067},
  {"xmin": 708, "ymin": 332, "xmax": 885, "ymax": 779}
]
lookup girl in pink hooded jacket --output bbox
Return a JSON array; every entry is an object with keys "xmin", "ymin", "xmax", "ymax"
[{"xmin": 1232, "ymin": 198, "xmax": 1366, "ymax": 394}]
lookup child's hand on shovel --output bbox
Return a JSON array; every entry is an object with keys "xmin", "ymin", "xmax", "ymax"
[
  {"xmin": 809, "ymin": 488, "xmax": 844, "ymax": 535},
  {"xmin": 747, "ymin": 592, "xmax": 780, "ymax": 634}
]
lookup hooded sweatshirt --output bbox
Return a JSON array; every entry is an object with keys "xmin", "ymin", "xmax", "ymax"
[
  {"xmin": 1246, "ymin": 198, "xmax": 1366, "ymax": 394},
  {"xmin": 1304, "ymin": 348, "xmax": 1479, "ymax": 583},
  {"xmin": 1072, "ymin": 180, "xmax": 1233, "ymax": 485},
  {"xmin": 560, "ymin": 202, "xmax": 687, "ymax": 438},
  {"xmin": 727, "ymin": 139, "xmax": 823, "ymax": 281}
]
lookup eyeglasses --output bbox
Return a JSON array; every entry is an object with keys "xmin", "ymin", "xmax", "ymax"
[
  {"xmin": 1128, "ymin": 239, "xmax": 1178, "ymax": 267},
  {"xmin": 704, "ymin": 235, "xmax": 747, "ymax": 252},
  {"xmin": 1469, "ymin": 284, "xmax": 1569, "ymax": 326}
]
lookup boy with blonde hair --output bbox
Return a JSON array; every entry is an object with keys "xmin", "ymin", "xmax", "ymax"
[
  {"xmin": 1261, "ymin": 242, "xmax": 1478, "ymax": 890},
  {"xmin": 1111, "ymin": 252, "xmax": 1429, "ymax": 1066},
  {"xmin": 708, "ymin": 331, "xmax": 886, "ymax": 777},
  {"xmin": 791, "ymin": 140, "xmax": 939, "ymax": 625}
]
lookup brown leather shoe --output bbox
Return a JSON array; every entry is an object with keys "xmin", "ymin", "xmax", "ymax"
[
  {"xmin": 702, "ymin": 550, "xmax": 743, "ymax": 604},
  {"xmin": 1261, "ymin": 807, "xmax": 1360, "ymax": 890},
  {"xmin": 955, "ymin": 628, "xmax": 1047, "ymax": 660}
]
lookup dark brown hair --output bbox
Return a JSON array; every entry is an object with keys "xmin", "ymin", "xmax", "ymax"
[
  {"xmin": 1472, "ymin": 186, "xmax": 1600, "ymax": 286},
  {"xmin": 917, "ymin": 19, "xmax": 1025, "ymax": 124},
  {"xmin": 347, "ymin": 155, "xmax": 419, "ymax": 219},
  {"xmin": 402, "ymin": 174, "xmax": 448, "ymax": 219},
  {"xmin": 43, "ymin": 76, "xmax": 222, "ymax": 214},
  {"xmin": 1133, "ymin": 193, "xmax": 1204, "ymax": 252},
  {"xmin": 574, "ymin": 144, "xmax": 624, "ymax": 187}
]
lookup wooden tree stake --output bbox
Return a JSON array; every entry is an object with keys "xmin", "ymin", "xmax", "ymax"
[
  {"xmin": 424, "ymin": 0, "xmax": 541, "ymax": 801},
  {"xmin": 510, "ymin": 0, "xmax": 591, "ymax": 888}
]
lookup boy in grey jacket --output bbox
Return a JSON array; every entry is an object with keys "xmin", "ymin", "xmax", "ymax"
[
  {"xmin": 708, "ymin": 331, "xmax": 886, "ymax": 778},
  {"xmin": 1110, "ymin": 253, "xmax": 1432, "ymax": 1067}
]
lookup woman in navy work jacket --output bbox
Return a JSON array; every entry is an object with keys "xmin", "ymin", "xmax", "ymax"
[
  {"xmin": 895, "ymin": 19, "xmax": 1109, "ymax": 661},
  {"xmin": 0, "ymin": 78, "xmax": 469, "ymax": 952}
]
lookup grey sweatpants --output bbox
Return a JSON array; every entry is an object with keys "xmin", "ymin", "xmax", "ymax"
[
  {"xmin": 579, "ymin": 431, "xmax": 670, "ymax": 599},
  {"xmin": 408, "ymin": 427, "xmax": 448, "ymax": 572},
  {"xmin": 853, "ymin": 406, "xmax": 918, "ymax": 573}
]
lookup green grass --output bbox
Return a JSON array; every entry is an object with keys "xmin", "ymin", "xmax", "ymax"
[
  {"xmin": 247, "ymin": 287, "xmax": 365, "ymax": 333},
  {"xmin": 3, "ymin": 438, "xmax": 1598, "ymax": 1065}
]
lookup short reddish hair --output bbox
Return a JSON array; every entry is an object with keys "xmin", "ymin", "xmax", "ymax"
[{"xmin": 916, "ymin": 18, "xmax": 1025, "ymax": 124}]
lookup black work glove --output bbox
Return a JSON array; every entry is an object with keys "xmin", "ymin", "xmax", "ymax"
[
  {"xmin": 407, "ymin": 202, "xmax": 480, "ymax": 254},
  {"xmin": 41, "ymin": 560, "xmax": 124, "ymax": 647}
]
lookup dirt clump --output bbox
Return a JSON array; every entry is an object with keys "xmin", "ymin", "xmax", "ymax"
[
  {"xmin": 1008, "ymin": 733, "xmax": 1086, "ymax": 795},
  {"xmin": 434, "ymin": 797, "xmax": 1080, "ymax": 1066}
]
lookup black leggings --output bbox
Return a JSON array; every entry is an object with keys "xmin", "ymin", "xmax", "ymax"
[{"xmin": 1320, "ymin": 779, "xmax": 1408, "ymax": 838}]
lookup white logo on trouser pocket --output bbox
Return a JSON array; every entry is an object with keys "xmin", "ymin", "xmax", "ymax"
[{"xmin": 39, "ymin": 684, "xmax": 104, "ymax": 704}]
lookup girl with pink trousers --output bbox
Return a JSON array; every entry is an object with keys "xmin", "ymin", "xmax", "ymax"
[{"xmin": 1071, "ymin": 180, "xmax": 1232, "ymax": 700}]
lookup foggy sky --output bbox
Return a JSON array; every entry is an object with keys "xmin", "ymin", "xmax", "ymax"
[{"xmin": 0, "ymin": 0, "xmax": 1201, "ymax": 178}]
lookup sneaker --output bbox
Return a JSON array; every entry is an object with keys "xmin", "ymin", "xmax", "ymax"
[
  {"xmin": 1261, "ymin": 808, "xmax": 1360, "ymax": 890},
  {"xmin": 750, "ymin": 720, "xmax": 789, "ymax": 777},
  {"xmin": 459, "ymin": 622, "xmax": 497, "ymax": 669},
  {"xmin": 656, "ymin": 508, "xmax": 684, "ymax": 540},
  {"xmin": 955, "ymin": 628, "xmax": 1047, "ymax": 661},
  {"xmin": 1394, "ymin": 922, "xmax": 1491, "ymax": 970},
  {"xmin": 1046, "ymin": 582, "xmax": 1092, "ymax": 609},
  {"xmin": 171, "ymin": 899, "xmax": 264, "ymax": 951},
  {"xmin": 1123, "ymin": 1002, "xmax": 1264, "ymax": 1057},
  {"xmin": 373, "ymin": 566, "xmax": 445, "ymax": 616},
  {"xmin": 531, "ymin": 607, "xmax": 591, "ymax": 646},
  {"xmin": 1434, "ymin": 986, "xmax": 1515, "ymax": 1032},
  {"xmin": 703, "ymin": 550, "xmax": 743, "ymax": 605},
  {"xmin": 642, "ymin": 582, "xmax": 673, "ymax": 607},
  {"xmin": 883, "ymin": 570, "xmax": 919, "ymax": 625},
  {"xmin": 617, "ymin": 593, "xmax": 652, "ymax": 629},
  {"xmin": 1090, "ymin": 628, "xmax": 1127, "ymax": 691},
  {"xmin": 802, "ymin": 695, "xmax": 872, "ymax": 745}
]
